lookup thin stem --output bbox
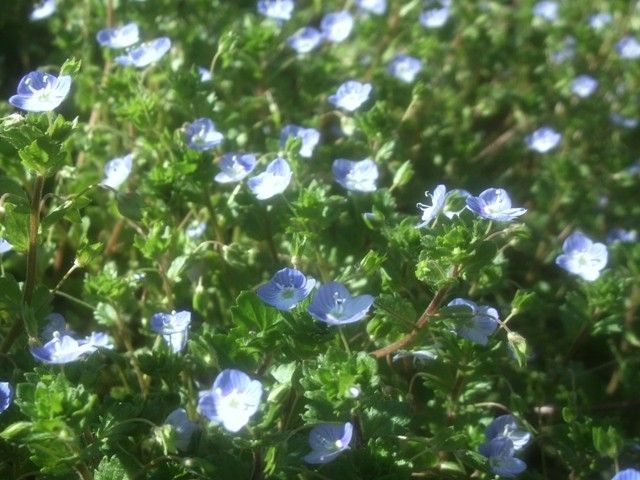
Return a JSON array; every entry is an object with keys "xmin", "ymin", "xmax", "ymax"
[
  {"xmin": 52, "ymin": 261, "xmax": 81, "ymax": 292},
  {"xmin": 370, "ymin": 268, "xmax": 457, "ymax": 359},
  {"xmin": 338, "ymin": 327, "xmax": 352, "ymax": 355},
  {"xmin": 1, "ymin": 175, "xmax": 44, "ymax": 353},
  {"xmin": 54, "ymin": 290, "xmax": 96, "ymax": 311}
]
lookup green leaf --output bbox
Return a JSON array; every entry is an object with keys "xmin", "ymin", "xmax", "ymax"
[
  {"xmin": 231, "ymin": 291, "xmax": 276, "ymax": 333},
  {"xmin": 3, "ymin": 203, "xmax": 30, "ymax": 252},
  {"xmin": 94, "ymin": 455, "xmax": 131, "ymax": 480},
  {"xmin": 116, "ymin": 192, "xmax": 144, "ymax": 221},
  {"xmin": 592, "ymin": 426, "xmax": 622, "ymax": 459},
  {"xmin": 507, "ymin": 331, "xmax": 527, "ymax": 367}
]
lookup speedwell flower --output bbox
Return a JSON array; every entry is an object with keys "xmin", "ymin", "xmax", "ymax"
[
  {"xmin": 481, "ymin": 437, "xmax": 527, "ymax": 478},
  {"xmin": 612, "ymin": 470, "xmax": 640, "ymax": 480},
  {"xmin": 287, "ymin": 27, "xmax": 323, "ymax": 54},
  {"xmin": 387, "ymin": 54, "xmax": 423, "ymax": 83},
  {"xmin": 616, "ymin": 36, "xmax": 640, "ymax": 59},
  {"xmin": 165, "ymin": 408, "xmax": 197, "ymax": 451},
  {"xmin": 197, "ymin": 369, "xmax": 263, "ymax": 433},
  {"xmin": 115, "ymin": 37, "xmax": 171, "ymax": 68},
  {"xmin": 307, "ymin": 282, "xmax": 374, "ymax": 325},
  {"xmin": 588, "ymin": 12, "xmax": 612, "ymax": 30},
  {"xmin": 30, "ymin": 0, "xmax": 56, "ymax": 21},
  {"xmin": 31, "ymin": 331, "xmax": 101, "ymax": 364},
  {"xmin": 247, "ymin": 157, "xmax": 292, "ymax": 199},
  {"xmin": 185, "ymin": 118, "xmax": 224, "ymax": 151},
  {"xmin": 607, "ymin": 228, "xmax": 637, "ymax": 244},
  {"xmin": 198, "ymin": 67, "xmax": 212, "ymax": 82},
  {"xmin": 256, "ymin": 267, "xmax": 316, "ymax": 311},
  {"xmin": 420, "ymin": 1, "xmax": 451, "ymax": 29},
  {"xmin": 525, "ymin": 126, "xmax": 561, "ymax": 153},
  {"xmin": 328, "ymin": 80, "xmax": 372, "ymax": 111},
  {"xmin": 0, "ymin": 383, "xmax": 12, "ymax": 414},
  {"xmin": 482, "ymin": 415, "xmax": 531, "ymax": 451},
  {"xmin": 321, "ymin": 11, "xmax": 354, "ymax": 43},
  {"xmin": 447, "ymin": 298, "xmax": 499, "ymax": 346},
  {"xmin": 9, "ymin": 71, "xmax": 71, "ymax": 112},
  {"xmin": 96, "ymin": 23, "xmax": 140, "ymax": 49},
  {"xmin": 214, "ymin": 153, "xmax": 257, "ymax": 183},
  {"xmin": 0, "ymin": 239, "xmax": 12, "ymax": 255},
  {"xmin": 333, "ymin": 158, "xmax": 378, "ymax": 192},
  {"xmin": 257, "ymin": 0, "xmax": 294, "ymax": 21},
  {"xmin": 280, "ymin": 125, "xmax": 320, "ymax": 158},
  {"xmin": 571, "ymin": 75, "xmax": 598, "ymax": 98},
  {"xmin": 532, "ymin": 1, "xmax": 558, "ymax": 22},
  {"xmin": 356, "ymin": 0, "xmax": 387, "ymax": 15},
  {"xmin": 304, "ymin": 422, "xmax": 354, "ymax": 464},
  {"xmin": 416, "ymin": 184, "xmax": 446, "ymax": 227},
  {"xmin": 555, "ymin": 231, "xmax": 607, "ymax": 281},
  {"xmin": 101, "ymin": 154, "xmax": 133, "ymax": 189},
  {"xmin": 610, "ymin": 112, "xmax": 639, "ymax": 129},
  {"xmin": 466, "ymin": 188, "xmax": 527, "ymax": 222},
  {"xmin": 150, "ymin": 310, "xmax": 191, "ymax": 353}
]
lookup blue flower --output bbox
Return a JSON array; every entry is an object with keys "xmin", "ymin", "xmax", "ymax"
[
  {"xmin": 550, "ymin": 36, "xmax": 576, "ymax": 63},
  {"xmin": 9, "ymin": 71, "xmax": 71, "ymax": 112},
  {"xmin": 280, "ymin": 125, "xmax": 320, "ymax": 158},
  {"xmin": 416, "ymin": 184, "xmax": 447, "ymax": 227},
  {"xmin": 525, "ymin": 126, "xmax": 561, "ymax": 153},
  {"xmin": 41, "ymin": 313, "xmax": 73, "ymax": 342},
  {"xmin": 387, "ymin": 54, "xmax": 423, "ymax": 83},
  {"xmin": 214, "ymin": 153, "xmax": 257, "ymax": 183},
  {"xmin": 304, "ymin": 422, "xmax": 353, "ymax": 464},
  {"xmin": 96, "ymin": 23, "xmax": 140, "ymax": 49},
  {"xmin": 247, "ymin": 157, "xmax": 292, "ymax": 200},
  {"xmin": 165, "ymin": 408, "xmax": 197, "ymax": 451},
  {"xmin": 482, "ymin": 415, "xmax": 531, "ymax": 451},
  {"xmin": 588, "ymin": 12, "xmax": 612, "ymax": 30},
  {"xmin": 571, "ymin": 75, "xmax": 598, "ymax": 98},
  {"xmin": 115, "ymin": 37, "xmax": 171, "ymax": 68},
  {"xmin": 198, "ymin": 67, "xmax": 212, "ymax": 82},
  {"xmin": 257, "ymin": 0, "xmax": 294, "ymax": 21},
  {"xmin": 466, "ymin": 188, "xmax": 527, "ymax": 222},
  {"xmin": 480, "ymin": 437, "xmax": 527, "ymax": 478},
  {"xmin": 321, "ymin": 11, "xmax": 354, "ymax": 43},
  {"xmin": 31, "ymin": 331, "xmax": 100, "ymax": 364},
  {"xmin": 328, "ymin": 80, "xmax": 372, "ymax": 111},
  {"xmin": 420, "ymin": 1, "xmax": 451, "ymax": 29},
  {"xmin": 0, "ymin": 383, "xmax": 12, "ymax": 414},
  {"xmin": 610, "ymin": 112, "xmax": 639, "ymax": 129},
  {"xmin": 356, "ymin": 0, "xmax": 387, "ymax": 15},
  {"xmin": 447, "ymin": 298, "xmax": 499, "ymax": 346},
  {"xmin": 101, "ymin": 154, "xmax": 133, "ymax": 189},
  {"xmin": 256, "ymin": 267, "xmax": 316, "ymax": 311},
  {"xmin": 186, "ymin": 221, "xmax": 206, "ymax": 239},
  {"xmin": 197, "ymin": 369, "xmax": 263, "ymax": 432},
  {"xmin": 307, "ymin": 282, "xmax": 374, "ymax": 325},
  {"xmin": 287, "ymin": 27, "xmax": 323, "ymax": 54},
  {"xmin": 613, "ymin": 469, "xmax": 640, "ymax": 480},
  {"xmin": 616, "ymin": 36, "xmax": 640, "ymax": 59},
  {"xmin": 532, "ymin": 1, "xmax": 558, "ymax": 22},
  {"xmin": 30, "ymin": 0, "xmax": 56, "ymax": 21},
  {"xmin": 555, "ymin": 231, "xmax": 607, "ymax": 281},
  {"xmin": 185, "ymin": 118, "xmax": 224, "ymax": 151},
  {"xmin": 332, "ymin": 158, "xmax": 379, "ymax": 192},
  {"xmin": 607, "ymin": 228, "xmax": 637, "ymax": 244},
  {"xmin": 150, "ymin": 310, "xmax": 192, "ymax": 353},
  {"xmin": 0, "ymin": 238, "xmax": 12, "ymax": 255},
  {"xmin": 81, "ymin": 332, "xmax": 114, "ymax": 350}
]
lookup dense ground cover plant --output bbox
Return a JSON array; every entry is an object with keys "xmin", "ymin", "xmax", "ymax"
[{"xmin": 0, "ymin": 0, "xmax": 639, "ymax": 478}]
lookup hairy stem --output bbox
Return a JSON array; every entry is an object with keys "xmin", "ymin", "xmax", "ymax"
[
  {"xmin": 1, "ymin": 174, "xmax": 44, "ymax": 353},
  {"xmin": 370, "ymin": 266, "xmax": 459, "ymax": 359}
]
